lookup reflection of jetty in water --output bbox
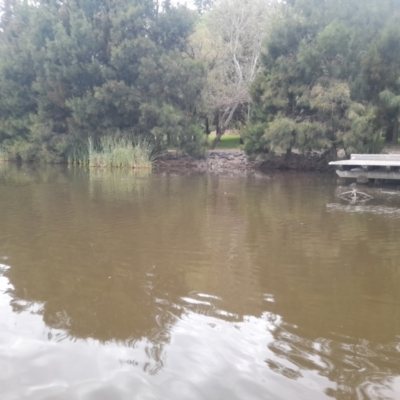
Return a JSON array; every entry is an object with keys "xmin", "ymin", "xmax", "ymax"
[
  {"xmin": 2, "ymin": 167, "xmax": 400, "ymax": 398},
  {"xmin": 336, "ymin": 188, "xmax": 373, "ymax": 203},
  {"xmin": 330, "ymin": 185, "xmax": 400, "ymax": 215}
]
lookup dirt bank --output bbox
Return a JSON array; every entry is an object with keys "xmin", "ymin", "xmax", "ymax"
[
  {"xmin": 156, "ymin": 150, "xmax": 335, "ymax": 173},
  {"xmin": 259, "ymin": 152, "xmax": 336, "ymax": 172},
  {"xmin": 156, "ymin": 150, "xmax": 262, "ymax": 173}
]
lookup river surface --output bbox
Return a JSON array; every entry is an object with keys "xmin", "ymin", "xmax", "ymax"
[{"xmin": 1, "ymin": 164, "xmax": 400, "ymax": 400}]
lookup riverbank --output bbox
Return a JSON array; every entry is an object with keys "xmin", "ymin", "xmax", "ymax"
[
  {"xmin": 156, "ymin": 150, "xmax": 336, "ymax": 173},
  {"xmin": 156, "ymin": 150, "xmax": 263, "ymax": 173},
  {"xmin": 259, "ymin": 152, "xmax": 336, "ymax": 172}
]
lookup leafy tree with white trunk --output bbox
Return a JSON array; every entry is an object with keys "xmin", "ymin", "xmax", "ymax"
[{"xmin": 189, "ymin": 0, "xmax": 278, "ymax": 148}]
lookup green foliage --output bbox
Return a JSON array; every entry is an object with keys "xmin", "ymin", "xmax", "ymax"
[
  {"xmin": 244, "ymin": 0, "xmax": 400, "ymax": 156},
  {"xmin": 4, "ymin": 0, "xmax": 399, "ymax": 162},
  {"xmin": 190, "ymin": 0, "xmax": 276, "ymax": 148},
  {"xmin": 178, "ymin": 125, "xmax": 208, "ymax": 159},
  {"xmin": 265, "ymin": 117, "xmax": 297, "ymax": 153},
  {"xmin": 0, "ymin": 0, "xmax": 207, "ymax": 162},
  {"xmin": 0, "ymin": 143, "xmax": 7, "ymax": 162},
  {"xmin": 345, "ymin": 104, "xmax": 383, "ymax": 154},
  {"xmin": 242, "ymin": 123, "xmax": 269, "ymax": 156},
  {"xmin": 88, "ymin": 136, "xmax": 155, "ymax": 169},
  {"xmin": 65, "ymin": 137, "xmax": 90, "ymax": 165}
]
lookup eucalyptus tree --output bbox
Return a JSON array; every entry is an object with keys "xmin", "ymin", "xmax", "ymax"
[{"xmin": 189, "ymin": 0, "xmax": 278, "ymax": 148}]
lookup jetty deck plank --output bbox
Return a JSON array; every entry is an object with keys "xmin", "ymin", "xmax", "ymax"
[
  {"xmin": 336, "ymin": 170, "xmax": 400, "ymax": 180},
  {"xmin": 351, "ymin": 154, "xmax": 400, "ymax": 161},
  {"xmin": 329, "ymin": 160, "xmax": 400, "ymax": 167},
  {"xmin": 329, "ymin": 154, "xmax": 400, "ymax": 181}
]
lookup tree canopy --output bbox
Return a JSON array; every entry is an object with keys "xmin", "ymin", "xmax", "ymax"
[
  {"xmin": 189, "ymin": 0, "xmax": 277, "ymax": 148},
  {"xmin": 0, "ymin": 0, "xmax": 206, "ymax": 161},
  {"xmin": 1, "ymin": 0, "xmax": 399, "ymax": 162},
  {"xmin": 243, "ymin": 0, "xmax": 400, "ymax": 157}
]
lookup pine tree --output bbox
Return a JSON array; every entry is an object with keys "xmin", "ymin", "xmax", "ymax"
[
  {"xmin": 244, "ymin": 0, "xmax": 400, "ymax": 157},
  {"xmin": 0, "ymin": 0, "xmax": 206, "ymax": 161}
]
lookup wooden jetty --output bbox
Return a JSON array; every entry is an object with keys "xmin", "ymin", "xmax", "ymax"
[{"xmin": 329, "ymin": 154, "xmax": 400, "ymax": 182}]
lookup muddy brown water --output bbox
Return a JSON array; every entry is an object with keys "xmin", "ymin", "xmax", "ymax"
[{"xmin": 1, "ymin": 164, "xmax": 400, "ymax": 400}]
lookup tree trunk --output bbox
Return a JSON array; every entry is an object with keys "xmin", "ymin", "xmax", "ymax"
[
  {"xmin": 392, "ymin": 120, "xmax": 399, "ymax": 144},
  {"xmin": 205, "ymin": 117, "xmax": 210, "ymax": 135},
  {"xmin": 210, "ymin": 103, "xmax": 239, "ymax": 149},
  {"xmin": 210, "ymin": 126, "xmax": 225, "ymax": 149},
  {"xmin": 210, "ymin": 113, "xmax": 222, "ymax": 149},
  {"xmin": 285, "ymin": 148, "xmax": 292, "ymax": 160},
  {"xmin": 385, "ymin": 124, "xmax": 394, "ymax": 143}
]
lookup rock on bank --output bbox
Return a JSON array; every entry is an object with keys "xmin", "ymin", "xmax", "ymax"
[
  {"xmin": 156, "ymin": 150, "xmax": 261, "ymax": 172},
  {"xmin": 156, "ymin": 150, "xmax": 335, "ymax": 173},
  {"xmin": 259, "ymin": 152, "xmax": 335, "ymax": 172}
]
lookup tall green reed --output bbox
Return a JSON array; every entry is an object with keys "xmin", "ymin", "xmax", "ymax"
[
  {"xmin": 0, "ymin": 144, "xmax": 8, "ymax": 162},
  {"xmin": 67, "ymin": 138, "xmax": 89, "ymax": 165},
  {"xmin": 88, "ymin": 136, "xmax": 154, "ymax": 169},
  {"xmin": 0, "ymin": 148, "xmax": 6, "ymax": 162}
]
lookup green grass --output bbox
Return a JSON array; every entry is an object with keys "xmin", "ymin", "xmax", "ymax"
[
  {"xmin": 209, "ymin": 134, "xmax": 241, "ymax": 149},
  {"xmin": 66, "ymin": 135, "xmax": 155, "ymax": 168},
  {"xmin": 89, "ymin": 136, "xmax": 154, "ymax": 169},
  {"xmin": 0, "ymin": 146, "xmax": 7, "ymax": 162},
  {"xmin": 378, "ymin": 135, "xmax": 400, "ymax": 145},
  {"xmin": 67, "ymin": 138, "xmax": 89, "ymax": 165}
]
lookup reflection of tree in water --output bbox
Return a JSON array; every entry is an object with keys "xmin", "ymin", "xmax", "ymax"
[
  {"xmin": 5, "ymin": 261, "xmax": 183, "ymax": 374},
  {"xmin": 0, "ymin": 167, "xmax": 194, "ymax": 375},
  {"xmin": 2, "ymin": 167, "xmax": 400, "ymax": 392},
  {"xmin": 0, "ymin": 163, "xmax": 74, "ymax": 186},
  {"xmin": 1, "ymin": 167, "xmax": 266, "ymax": 375}
]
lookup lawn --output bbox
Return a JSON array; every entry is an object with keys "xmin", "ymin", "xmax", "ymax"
[{"xmin": 209, "ymin": 134, "xmax": 241, "ymax": 149}]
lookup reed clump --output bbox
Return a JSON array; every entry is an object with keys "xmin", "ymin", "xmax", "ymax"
[
  {"xmin": 67, "ymin": 138, "xmax": 89, "ymax": 165},
  {"xmin": 66, "ymin": 135, "xmax": 155, "ymax": 169},
  {"xmin": 0, "ymin": 145, "xmax": 8, "ymax": 163}
]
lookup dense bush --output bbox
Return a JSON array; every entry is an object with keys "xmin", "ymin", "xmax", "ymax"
[
  {"xmin": 244, "ymin": 0, "xmax": 400, "ymax": 157},
  {"xmin": 0, "ymin": 0, "xmax": 207, "ymax": 162}
]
